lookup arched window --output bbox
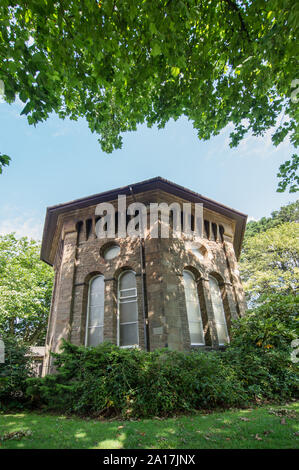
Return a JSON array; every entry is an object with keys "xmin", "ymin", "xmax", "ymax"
[
  {"xmin": 183, "ymin": 270, "xmax": 205, "ymax": 345},
  {"xmin": 118, "ymin": 270, "xmax": 139, "ymax": 347},
  {"xmin": 209, "ymin": 275, "xmax": 229, "ymax": 345},
  {"xmin": 85, "ymin": 275, "xmax": 105, "ymax": 346}
]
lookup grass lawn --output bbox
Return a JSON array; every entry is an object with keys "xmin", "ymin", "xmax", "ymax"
[{"xmin": 0, "ymin": 401, "xmax": 298, "ymax": 449}]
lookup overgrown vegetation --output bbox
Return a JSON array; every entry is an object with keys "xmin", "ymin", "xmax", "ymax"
[
  {"xmin": 244, "ymin": 200, "xmax": 299, "ymax": 239},
  {"xmin": 240, "ymin": 222, "xmax": 299, "ymax": 304},
  {"xmin": 23, "ymin": 295, "xmax": 298, "ymax": 419},
  {"xmin": 25, "ymin": 344, "xmax": 244, "ymax": 418},
  {"xmin": 0, "ymin": 234, "xmax": 54, "ymax": 345},
  {"xmin": 239, "ymin": 201, "xmax": 299, "ymax": 306},
  {"xmin": 0, "ymin": 335, "xmax": 34, "ymax": 410}
]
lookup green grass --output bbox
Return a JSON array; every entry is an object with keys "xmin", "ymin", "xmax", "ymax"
[{"xmin": 0, "ymin": 402, "xmax": 298, "ymax": 449}]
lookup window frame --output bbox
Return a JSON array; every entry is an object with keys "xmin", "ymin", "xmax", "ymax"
[
  {"xmin": 102, "ymin": 243, "xmax": 120, "ymax": 261},
  {"xmin": 183, "ymin": 269, "xmax": 205, "ymax": 346},
  {"xmin": 117, "ymin": 270, "xmax": 139, "ymax": 349},
  {"xmin": 209, "ymin": 275, "xmax": 230, "ymax": 346},
  {"xmin": 85, "ymin": 274, "xmax": 105, "ymax": 347}
]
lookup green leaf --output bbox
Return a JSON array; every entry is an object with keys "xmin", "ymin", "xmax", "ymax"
[
  {"xmin": 19, "ymin": 90, "xmax": 28, "ymax": 103},
  {"xmin": 151, "ymin": 42, "xmax": 161, "ymax": 57},
  {"xmin": 0, "ymin": 153, "xmax": 11, "ymax": 174},
  {"xmin": 277, "ymin": 154, "xmax": 299, "ymax": 193},
  {"xmin": 21, "ymin": 101, "xmax": 34, "ymax": 115},
  {"xmin": 171, "ymin": 67, "xmax": 180, "ymax": 77}
]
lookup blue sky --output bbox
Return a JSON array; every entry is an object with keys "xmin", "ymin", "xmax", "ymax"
[{"xmin": 0, "ymin": 99, "xmax": 297, "ymax": 241}]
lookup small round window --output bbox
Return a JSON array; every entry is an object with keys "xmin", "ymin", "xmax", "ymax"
[{"xmin": 102, "ymin": 244, "xmax": 120, "ymax": 261}]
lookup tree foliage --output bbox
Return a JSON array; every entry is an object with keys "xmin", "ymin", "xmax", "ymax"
[
  {"xmin": 224, "ymin": 293, "xmax": 299, "ymax": 400},
  {"xmin": 277, "ymin": 154, "xmax": 299, "ymax": 193},
  {"xmin": 240, "ymin": 221, "xmax": 299, "ymax": 305},
  {"xmin": 0, "ymin": 1, "xmax": 298, "ymax": 189},
  {"xmin": 0, "ymin": 234, "xmax": 54, "ymax": 345},
  {"xmin": 245, "ymin": 200, "xmax": 299, "ymax": 239},
  {"xmin": 0, "ymin": 334, "xmax": 34, "ymax": 409},
  {"xmin": 0, "ymin": 153, "xmax": 10, "ymax": 174},
  {"xmin": 229, "ymin": 293, "xmax": 299, "ymax": 350}
]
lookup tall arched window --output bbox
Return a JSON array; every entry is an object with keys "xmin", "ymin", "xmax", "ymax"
[
  {"xmin": 209, "ymin": 275, "xmax": 229, "ymax": 345},
  {"xmin": 85, "ymin": 275, "xmax": 105, "ymax": 346},
  {"xmin": 118, "ymin": 270, "xmax": 139, "ymax": 347},
  {"xmin": 183, "ymin": 270, "xmax": 205, "ymax": 345}
]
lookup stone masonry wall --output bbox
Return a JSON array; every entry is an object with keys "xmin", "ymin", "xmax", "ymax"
[{"xmin": 43, "ymin": 190, "xmax": 246, "ymax": 375}]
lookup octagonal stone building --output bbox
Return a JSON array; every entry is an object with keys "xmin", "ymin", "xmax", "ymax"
[{"xmin": 41, "ymin": 177, "xmax": 247, "ymax": 374}]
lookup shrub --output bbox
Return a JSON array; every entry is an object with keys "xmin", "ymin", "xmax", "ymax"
[
  {"xmin": 26, "ymin": 343, "xmax": 249, "ymax": 418},
  {"xmin": 224, "ymin": 294, "xmax": 299, "ymax": 401},
  {"xmin": 0, "ymin": 335, "xmax": 34, "ymax": 410},
  {"xmin": 23, "ymin": 293, "xmax": 299, "ymax": 418}
]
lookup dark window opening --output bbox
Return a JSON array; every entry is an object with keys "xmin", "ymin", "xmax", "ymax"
[
  {"xmin": 212, "ymin": 223, "xmax": 217, "ymax": 241},
  {"xmin": 191, "ymin": 214, "xmax": 195, "ymax": 232},
  {"xmin": 76, "ymin": 221, "xmax": 83, "ymax": 243},
  {"xmin": 219, "ymin": 225, "xmax": 225, "ymax": 242},
  {"xmin": 204, "ymin": 220, "xmax": 210, "ymax": 239},
  {"xmin": 181, "ymin": 212, "xmax": 194, "ymax": 232},
  {"xmin": 86, "ymin": 219, "xmax": 92, "ymax": 240},
  {"xmin": 76, "ymin": 220, "xmax": 83, "ymax": 236},
  {"xmin": 115, "ymin": 211, "xmax": 119, "ymax": 236}
]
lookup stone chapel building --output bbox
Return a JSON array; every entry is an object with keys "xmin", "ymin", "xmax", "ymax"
[{"xmin": 41, "ymin": 177, "xmax": 247, "ymax": 375}]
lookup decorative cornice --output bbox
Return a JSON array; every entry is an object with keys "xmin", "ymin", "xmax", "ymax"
[{"xmin": 41, "ymin": 177, "xmax": 247, "ymax": 265}]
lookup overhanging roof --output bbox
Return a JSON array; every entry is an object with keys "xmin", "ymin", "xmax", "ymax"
[{"xmin": 41, "ymin": 176, "xmax": 247, "ymax": 264}]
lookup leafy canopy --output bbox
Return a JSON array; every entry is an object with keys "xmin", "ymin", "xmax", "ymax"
[
  {"xmin": 240, "ymin": 221, "xmax": 299, "ymax": 305},
  {"xmin": 277, "ymin": 154, "xmax": 299, "ymax": 194},
  {"xmin": 0, "ymin": 1, "xmax": 298, "ymax": 188},
  {"xmin": 0, "ymin": 334, "xmax": 34, "ymax": 408},
  {"xmin": 0, "ymin": 234, "xmax": 54, "ymax": 345},
  {"xmin": 0, "ymin": 153, "xmax": 10, "ymax": 174},
  {"xmin": 229, "ymin": 293, "xmax": 299, "ymax": 350},
  {"xmin": 244, "ymin": 199, "xmax": 299, "ymax": 239}
]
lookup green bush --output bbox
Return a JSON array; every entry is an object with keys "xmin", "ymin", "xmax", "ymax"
[
  {"xmin": 224, "ymin": 294, "xmax": 299, "ymax": 401},
  {"xmin": 0, "ymin": 335, "xmax": 34, "ymax": 410},
  {"xmin": 26, "ymin": 343, "xmax": 248, "ymax": 418},
  {"xmin": 24, "ymin": 293, "xmax": 299, "ymax": 418}
]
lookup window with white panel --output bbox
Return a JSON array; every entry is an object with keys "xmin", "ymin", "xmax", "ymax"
[
  {"xmin": 209, "ymin": 275, "xmax": 230, "ymax": 345},
  {"xmin": 85, "ymin": 275, "xmax": 105, "ymax": 346},
  {"xmin": 118, "ymin": 270, "xmax": 139, "ymax": 347},
  {"xmin": 183, "ymin": 270, "xmax": 205, "ymax": 345}
]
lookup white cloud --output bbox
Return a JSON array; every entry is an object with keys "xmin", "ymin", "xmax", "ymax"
[
  {"xmin": 0, "ymin": 215, "xmax": 43, "ymax": 241},
  {"xmin": 202, "ymin": 121, "xmax": 292, "ymax": 162},
  {"xmin": 235, "ymin": 127, "xmax": 291, "ymax": 160},
  {"xmin": 53, "ymin": 127, "xmax": 69, "ymax": 137}
]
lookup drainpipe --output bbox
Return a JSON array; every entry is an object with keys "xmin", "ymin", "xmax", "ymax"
[{"xmin": 129, "ymin": 186, "xmax": 150, "ymax": 351}]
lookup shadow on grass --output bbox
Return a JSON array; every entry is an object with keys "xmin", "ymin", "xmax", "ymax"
[{"xmin": 0, "ymin": 402, "xmax": 298, "ymax": 449}]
